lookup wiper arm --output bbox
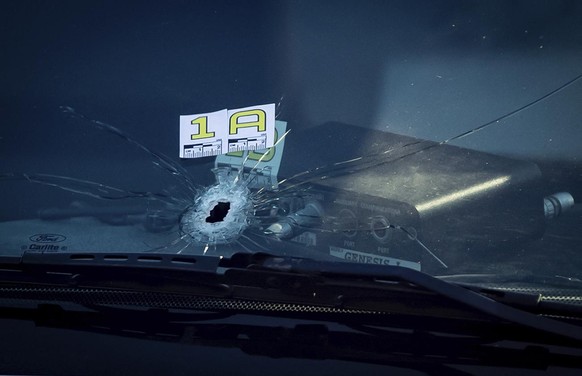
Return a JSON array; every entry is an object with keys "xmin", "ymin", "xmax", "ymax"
[
  {"xmin": 256, "ymin": 254, "xmax": 582, "ymax": 342},
  {"xmin": 1, "ymin": 251, "xmax": 582, "ymax": 344}
]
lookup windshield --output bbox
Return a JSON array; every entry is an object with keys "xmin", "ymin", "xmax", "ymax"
[{"xmin": 2, "ymin": 1, "xmax": 582, "ymax": 293}]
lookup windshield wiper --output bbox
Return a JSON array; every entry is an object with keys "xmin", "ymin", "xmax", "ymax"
[{"xmin": 1, "ymin": 251, "xmax": 582, "ymax": 346}]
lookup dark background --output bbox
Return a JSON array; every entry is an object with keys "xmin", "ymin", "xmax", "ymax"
[{"xmin": 2, "ymin": 0, "xmax": 582, "ymax": 158}]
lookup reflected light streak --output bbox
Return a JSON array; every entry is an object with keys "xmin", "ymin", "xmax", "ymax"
[{"xmin": 416, "ymin": 176, "xmax": 511, "ymax": 213}]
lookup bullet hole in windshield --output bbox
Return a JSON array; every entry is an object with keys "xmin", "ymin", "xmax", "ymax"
[{"xmin": 205, "ymin": 201, "xmax": 231, "ymax": 223}]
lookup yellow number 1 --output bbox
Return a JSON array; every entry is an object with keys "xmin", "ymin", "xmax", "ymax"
[{"xmin": 190, "ymin": 116, "xmax": 215, "ymax": 140}]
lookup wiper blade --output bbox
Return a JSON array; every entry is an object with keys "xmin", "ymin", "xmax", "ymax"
[{"xmin": 1, "ymin": 251, "xmax": 582, "ymax": 344}]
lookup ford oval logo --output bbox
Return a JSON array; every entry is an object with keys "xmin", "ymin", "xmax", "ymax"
[{"xmin": 29, "ymin": 234, "xmax": 67, "ymax": 243}]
